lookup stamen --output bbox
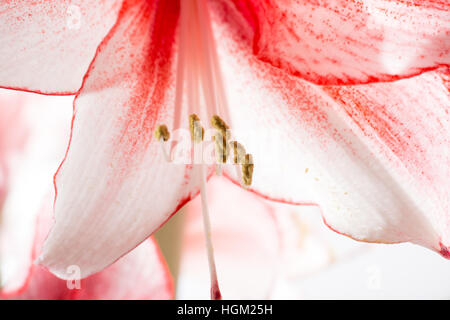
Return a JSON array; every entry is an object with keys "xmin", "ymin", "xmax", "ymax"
[
  {"xmin": 242, "ymin": 154, "xmax": 254, "ymax": 186},
  {"xmin": 186, "ymin": 112, "xmax": 221, "ymax": 299},
  {"xmin": 184, "ymin": 0, "xmax": 200, "ymax": 118},
  {"xmin": 171, "ymin": 0, "xmax": 187, "ymax": 137},
  {"xmin": 179, "ymin": 0, "xmax": 256, "ymax": 299},
  {"xmin": 196, "ymin": 0, "xmax": 232, "ymax": 124},
  {"xmin": 194, "ymin": 0, "xmax": 219, "ymax": 121}
]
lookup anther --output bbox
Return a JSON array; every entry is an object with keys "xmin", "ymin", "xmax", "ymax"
[
  {"xmin": 212, "ymin": 133, "xmax": 229, "ymax": 164},
  {"xmin": 242, "ymin": 154, "xmax": 254, "ymax": 186},
  {"xmin": 210, "ymin": 115, "xmax": 230, "ymax": 139},
  {"xmin": 154, "ymin": 125, "xmax": 170, "ymax": 142},
  {"xmin": 231, "ymin": 141, "xmax": 246, "ymax": 164},
  {"xmin": 189, "ymin": 114, "xmax": 205, "ymax": 143},
  {"xmin": 211, "ymin": 115, "xmax": 230, "ymax": 164}
]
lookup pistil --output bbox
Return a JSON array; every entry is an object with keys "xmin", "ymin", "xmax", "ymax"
[
  {"xmin": 189, "ymin": 115, "xmax": 222, "ymax": 300},
  {"xmin": 199, "ymin": 164, "xmax": 222, "ymax": 300}
]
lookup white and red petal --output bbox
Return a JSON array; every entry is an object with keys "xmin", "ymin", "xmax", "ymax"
[
  {"xmin": 0, "ymin": 90, "xmax": 172, "ymax": 300},
  {"xmin": 10, "ymin": 240, "xmax": 173, "ymax": 300},
  {"xmin": 0, "ymin": 93, "xmax": 28, "ymax": 160},
  {"xmin": 74, "ymin": 238, "xmax": 173, "ymax": 300},
  {"xmin": 0, "ymin": 92, "xmax": 29, "ymax": 294},
  {"xmin": 0, "ymin": 91, "xmax": 72, "ymax": 294},
  {"xmin": 3, "ymin": 198, "xmax": 173, "ymax": 300},
  {"xmin": 223, "ymin": 0, "xmax": 450, "ymax": 85},
  {"xmin": 0, "ymin": 0, "xmax": 122, "ymax": 94},
  {"xmin": 0, "ymin": 92, "xmax": 27, "ymax": 206},
  {"xmin": 37, "ymin": 0, "xmax": 200, "ymax": 280},
  {"xmin": 211, "ymin": 5, "xmax": 450, "ymax": 257},
  {"xmin": 177, "ymin": 176, "xmax": 280, "ymax": 300},
  {"xmin": 273, "ymin": 207, "xmax": 450, "ymax": 299}
]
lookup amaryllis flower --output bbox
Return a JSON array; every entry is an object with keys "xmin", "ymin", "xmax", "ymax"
[
  {"xmin": 0, "ymin": 0, "xmax": 448, "ymax": 299},
  {"xmin": 0, "ymin": 92, "xmax": 172, "ymax": 299}
]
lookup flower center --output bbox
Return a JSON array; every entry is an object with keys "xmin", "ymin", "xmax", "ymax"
[
  {"xmin": 156, "ymin": 0, "xmax": 254, "ymax": 186},
  {"xmin": 154, "ymin": 0, "xmax": 254, "ymax": 300}
]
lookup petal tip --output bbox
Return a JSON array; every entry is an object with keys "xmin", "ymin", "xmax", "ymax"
[
  {"xmin": 33, "ymin": 254, "xmax": 70, "ymax": 280},
  {"xmin": 439, "ymin": 242, "xmax": 450, "ymax": 260},
  {"xmin": 34, "ymin": 256, "xmax": 43, "ymax": 266}
]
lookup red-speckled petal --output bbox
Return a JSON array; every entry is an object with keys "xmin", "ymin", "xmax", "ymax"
[
  {"xmin": 0, "ymin": 91, "xmax": 72, "ymax": 294},
  {"xmin": 2, "ymin": 199, "xmax": 173, "ymax": 300},
  {"xmin": 178, "ymin": 176, "xmax": 280, "ymax": 300},
  {"xmin": 74, "ymin": 237, "xmax": 173, "ymax": 300},
  {"xmin": 319, "ymin": 71, "xmax": 450, "ymax": 255},
  {"xmin": 0, "ymin": 0, "xmax": 122, "ymax": 94},
  {"xmin": 0, "ymin": 93, "xmax": 26, "ymax": 206},
  {"xmin": 223, "ymin": 0, "xmax": 450, "ymax": 85},
  {"xmin": 0, "ymin": 92, "xmax": 29, "ymax": 294},
  {"xmin": 37, "ymin": 0, "xmax": 199, "ymax": 280},
  {"xmin": 210, "ymin": 3, "xmax": 450, "ymax": 257}
]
